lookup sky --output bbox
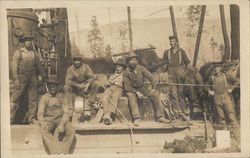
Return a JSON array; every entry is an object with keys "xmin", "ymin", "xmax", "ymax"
[{"xmin": 67, "ymin": 5, "xmax": 230, "ymax": 32}]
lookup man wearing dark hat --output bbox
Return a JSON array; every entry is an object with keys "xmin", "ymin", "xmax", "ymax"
[
  {"xmin": 64, "ymin": 53, "xmax": 99, "ymax": 114},
  {"xmin": 10, "ymin": 34, "xmax": 47, "ymax": 124},
  {"xmin": 37, "ymin": 75, "xmax": 75, "ymax": 154},
  {"xmin": 206, "ymin": 65, "xmax": 239, "ymax": 126},
  {"xmin": 163, "ymin": 36, "xmax": 191, "ymax": 114},
  {"xmin": 102, "ymin": 58, "xmax": 126, "ymax": 125},
  {"xmin": 123, "ymin": 53, "xmax": 168, "ymax": 126}
]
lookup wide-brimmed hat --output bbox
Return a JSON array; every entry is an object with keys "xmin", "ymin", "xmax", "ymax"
[
  {"xmin": 19, "ymin": 34, "xmax": 34, "ymax": 42},
  {"xmin": 72, "ymin": 53, "xmax": 83, "ymax": 60},
  {"xmin": 126, "ymin": 52, "xmax": 138, "ymax": 62},
  {"xmin": 47, "ymin": 75, "xmax": 60, "ymax": 85},
  {"xmin": 114, "ymin": 58, "xmax": 126, "ymax": 67}
]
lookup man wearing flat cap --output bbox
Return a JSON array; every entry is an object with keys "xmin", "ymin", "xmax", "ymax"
[
  {"xmin": 101, "ymin": 58, "xmax": 127, "ymax": 125},
  {"xmin": 37, "ymin": 75, "xmax": 75, "ymax": 154},
  {"xmin": 163, "ymin": 36, "xmax": 191, "ymax": 114},
  {"xmin": 10, "ymin": 34, "xmax": 47, "ymax": 124},
  {"xmin": 64, "ymin": 53, "xmax": 100, "ymax": 115},
  {"xmin": 123, "ymin": 53, "xmax": 168, "ymax": 126}
]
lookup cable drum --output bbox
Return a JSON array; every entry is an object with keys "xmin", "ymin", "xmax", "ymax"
[{"xmin": 74, "ymin": 96, "xmax": 84, "ymax": 113}]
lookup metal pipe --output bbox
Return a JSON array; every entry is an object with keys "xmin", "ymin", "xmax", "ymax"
[
  {"xmin": 127, "ymin": 6, "xmax": 133, "ymax": 53},
  {"xmin": 193, "ymin": 5, "xmax": 206, "ymax": 66},
  {"xmin": 169, "ymin": 6, "xmax": 179, "ymax": 44}
]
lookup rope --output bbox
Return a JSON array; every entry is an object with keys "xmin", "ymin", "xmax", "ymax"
[
  {"xmin": 105, "ymin": 94, "xmax": 134, "ymax": 153},
  {"xmin": 150, "ymin": 82, "xmax": 240, "ymax": 88}
]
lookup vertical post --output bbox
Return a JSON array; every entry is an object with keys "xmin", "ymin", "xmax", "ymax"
[
  {"xmin": 230, "ymin": 5, "xmax": 240, "ymax": 61},
  {"xmin": 169, "ymin": 6, "xmax": 179, "ymax": 44},
  {"xmin": 219, "ymin": 5, "xmax": 231, "ymax": 62},
  {"xmin": 193, "ymin": 5, "xmax": 206, "ymax": 66},
  {"xmin": 127, "ymin": 6, "xmax": 133, "ymax": 53},
  {"xmin": 54, "ymin": 8, "xmax": 71, "ymax": 83},
  {"xmin": 75, "ymin": 12, "xmax": 81, "ymax": 54},
  {"xmin": 108, "ymin": 8, "xmax": 114, "ymax": 49}
]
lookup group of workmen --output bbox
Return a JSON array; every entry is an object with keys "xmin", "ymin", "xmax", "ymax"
[{"xmin": 10, "ymin": 34, "xmax": 240, "ymax": 154}]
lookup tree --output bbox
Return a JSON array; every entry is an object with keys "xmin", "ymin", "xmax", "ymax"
[
  {"xmin": 118, "ymin": 23, "xmax": 129, "ymax": 53},
  {"xmin": 105, "ymin": 44, "xmax": 112, "ymax": 58},
  {"xmin": 87, "ymin": 16, "xmax": 105, "ymax": 58},
  {"xmin": 184, "ymin": 6, "xmax": 203, "ymax": 55}
]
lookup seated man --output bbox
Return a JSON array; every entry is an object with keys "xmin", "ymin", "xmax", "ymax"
[
  {"xmin": 102, "ymin": 58, "xmax": 126, "ymax": 125},
  {"xmin": 37, "ymin": 75, "xmax": 75, "ymax": 154},
  {"xmin": 64, "ymin": 54, "xmax": 100, "ymax": 117},
  {"xmin": 123, "ymin": 53, "xmax": 168, "ymax": 126}
]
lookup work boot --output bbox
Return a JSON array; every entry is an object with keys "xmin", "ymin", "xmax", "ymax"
[
  {"xmin": 103, "ymin": 115, "xmax": 113, "ymax": 125},
  {"xmin": 157, "ymin": 117, "xmax": 169, "ymax": 123},
  {"xmin": 133, "ymin": 119, "xmax": 141, "ymax": 126}
]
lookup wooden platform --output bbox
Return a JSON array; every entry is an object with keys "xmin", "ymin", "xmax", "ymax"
[{"xmin": 11, "ymin": 120, "xmax": 209, "ymax": 155}]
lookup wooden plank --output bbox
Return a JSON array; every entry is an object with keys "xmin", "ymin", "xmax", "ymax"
[
  {"xmin": 11, "ymin": 125, "xmax": 44, "ymax": 150},
  {"xmin": 73, "ymin": 121, "xmax": 188, "ymax": 131}
]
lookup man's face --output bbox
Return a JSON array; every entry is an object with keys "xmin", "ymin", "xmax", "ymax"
[
  {"xmin": 48, "ymin": 84, "xmax": 58, "ymax": 96},
  {"xmin": 169, "ymin": 39, "xmax": 177, "ymax": 48},
  {"xmin": 215, "ymin": 66, "xmax": 222, "ymax": 74},
  {"xmin": 115, "ymin": 65, "xmax": 125, "ymax": 74},
  {"xmin": 128, "ymin": 57, "xmax": 138, "ymax": 69},
  {"xmin": 24, "ymin": 40, "xmax": 32, "ymax": 49},
  {"xmin": 73, "ymin": 59, "xmax": 82, "ymax": 68}
]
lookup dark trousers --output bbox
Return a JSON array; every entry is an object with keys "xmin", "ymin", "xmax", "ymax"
[
  {"xmin": 10, "ymin": 75, "xmax": 38, "ymax": 123},
  {"xmin": 168, "ymin": 66, "xmax": 187, "ymax": 113},
  {"xmin": 214, "ymin": 92, "xmax": 237, "ymax": 125},
  {"xmin": 127, "ymin": 89, "xmax": 164, "ymax": 120}
]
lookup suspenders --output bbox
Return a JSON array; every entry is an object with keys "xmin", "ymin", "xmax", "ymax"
[
  {"xmin": 167, "ymin": 49, "xmax": 182, "ymax": 65},
  {"xmin": 212, "ymin": 73, "xmax": 227, "ymax": 88}
]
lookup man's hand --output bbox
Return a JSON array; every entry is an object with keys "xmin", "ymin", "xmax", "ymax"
[
  {"xmin": 38, "ymin": 75, "xmax": 43, "ymax": 82},
  {"xmin": 78, "ymin": 84, "xmax": 86, "ymax": 90},
  {"xmin": 14, "ymin": 79, "xmax": 21, "ymax": 90},
  {"xmin": 83, "ymin": 83, "xmax": 90, "ymax": 93},
  {"xmin": 227, "ymin": 89, "xmax": 232, "ymax": 93},
  {"xmin": 208, "ymin": 90, "xmax": 215, "ymax": 96},
  {"xmin": 136, "ymin": 91, "xmax": 145, "ymax": 99},
  {"xmin": 55, "ymin": 125, "xmax": 64, "ymax": 133},
  {"xmin": 39, "ymin": 121, "xmax": 48, "ymax": 130}
]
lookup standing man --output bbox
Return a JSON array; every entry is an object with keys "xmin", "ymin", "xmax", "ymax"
[
  {"xmin": 123, "ymin": 53, "xmax": 168, "ymax": 126},
  {"xmin": 163, "ymin": 36, "xmax": 191, "ymax": 114},
  {"xmin": 37, "ymin": 75, "xmax": 75, "ymax": 154},
  {"xmin": 102, "ymin": 58, "xmax": 126, "ymax": 125},
  {"xmin": 64, "ymin": 54, "xmax": 100, "ymax": 114},
  {"xmin": 10, "ymin": 35, "xmax": 47, "ymax": 124},
  {"xmin": 207, "ymin": 65, "xmax": 239, "ymax": 126}
]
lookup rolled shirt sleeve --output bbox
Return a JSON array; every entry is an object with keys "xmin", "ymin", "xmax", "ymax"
[
  {"xmin": 85, "ymin": 64, "xmax": 96, "ymax": 83},
  {"xmin": 140, "ymin": 66, "xmax": 157, "ymax": 89},
  {"xmin": 65, "ymin": 68, "xmax": 80, "ymax": 87},
  {"xmin": 180, "ymin": 49, "xmax": 190, "ymax": 66}
]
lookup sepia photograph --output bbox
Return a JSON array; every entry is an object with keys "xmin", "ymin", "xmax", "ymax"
[{"xmin": 1, "ymin": 0, "xmax": 249, "ymax": 157}]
